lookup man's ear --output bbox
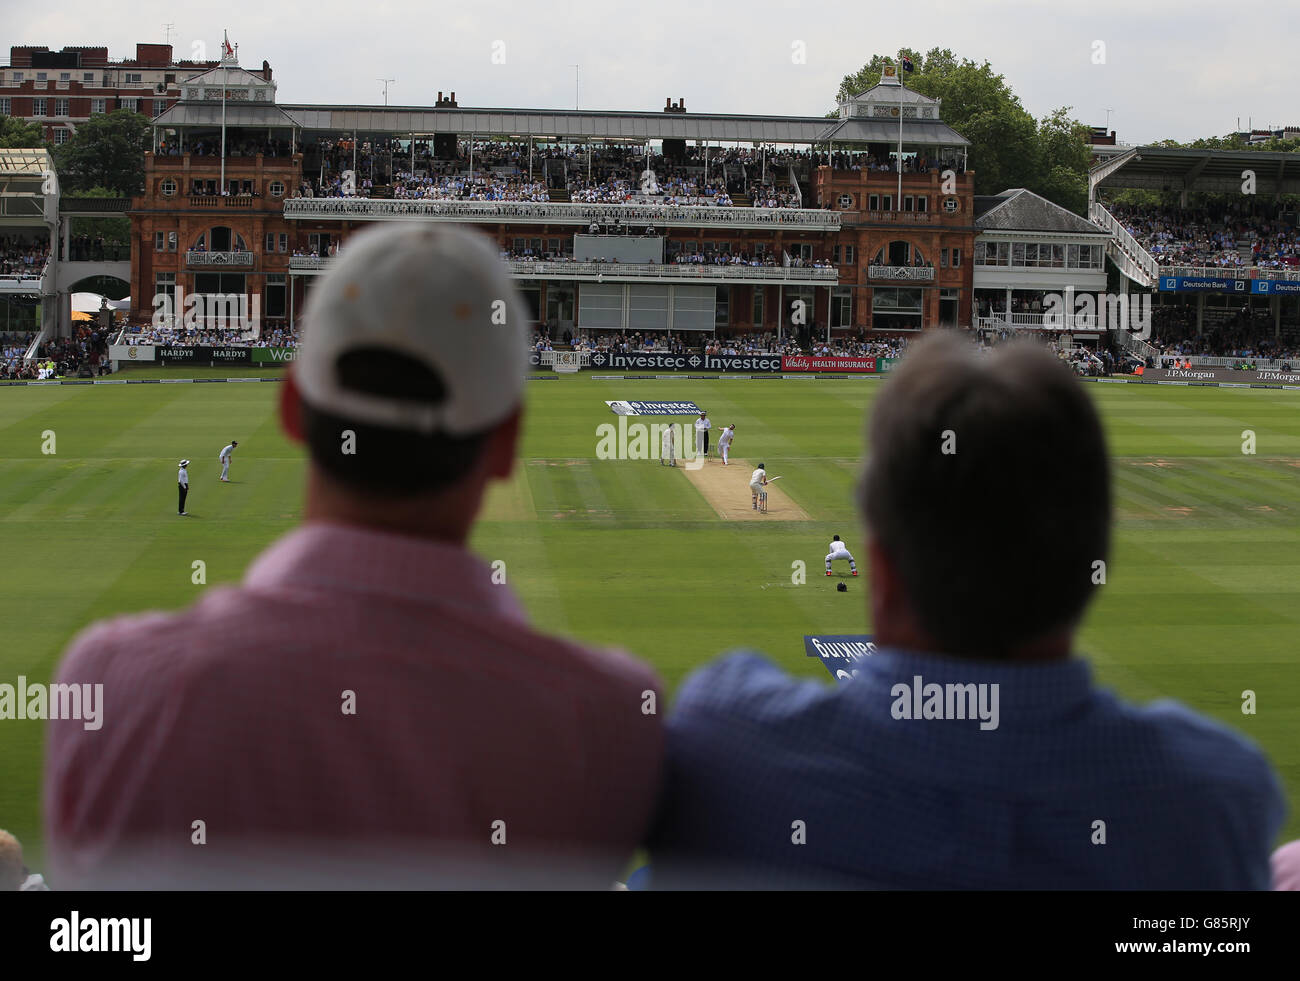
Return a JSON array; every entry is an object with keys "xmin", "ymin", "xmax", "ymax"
[
  {"xmin": 483, "ymin": 405, "xmax": 522, "ymax": 480},
  {"xmin": 279, "ymin": 369, "xmax": 305, "ymax": 443},
  {"xmin": 868, "ymin": 538, "xmax": 903, "ymax": 642}
]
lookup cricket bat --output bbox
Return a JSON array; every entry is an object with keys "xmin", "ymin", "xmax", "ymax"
[{"xmin": 766, "ymin": 475, "xmax": 783, "ymax": 483}]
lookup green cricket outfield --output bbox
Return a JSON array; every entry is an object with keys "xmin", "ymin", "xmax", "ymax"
[{"xmin": 2, "ymin": 372, "xmax": 1298, "ymax": 866}]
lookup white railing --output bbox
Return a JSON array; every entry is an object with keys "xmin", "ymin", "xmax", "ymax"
[
  {"xmin": 1157, "ymin": 265, "xmax": 1300, "ymax": 282},
  {"xmin": 283, "ymin": 197, "xmax": 841, "ymax": 229},
  {"xmin": 1171, "ymin": 355, "xmax": 1298, "ymax": 369},
  {"xmin": 862, "ymin": 210, "xmax": 934, "ymax": 224},
  {"xmin": 289, "ymin": 255, "xmax": 838, "ymax": 282},
  {"xmin": 186, "ymin": 251, "xmax": 255, "ymax": 266},
  {"xmin": 868, "ymin": 265, "xmax": 935, "ymax": 281},
  {"xmin": 0, "ymin": 272, "xmax": 46, "ymax": 290},
  {"xmin": 977, "ymin": 313, "xmax": 1103, "ymax": 330},
  {"xmin": 1090, "ymin": 202, "xmax": 1159, "ymax": 287}
]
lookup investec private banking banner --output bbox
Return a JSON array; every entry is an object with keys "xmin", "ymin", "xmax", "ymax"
[
  {"xmin": 1159, "ymin": 275, "xmax": 1300, "ymax": 295},
  {"xmin": 156, "ymin": 346, "xmax": 252, "ymax": 365},
  {"xmin": 804, "ymin": 635, "xmax": 877, "ymax": 682},
  {"xmin": 605, "ymin": 400, "xmax": 703, "ymax": 416}
]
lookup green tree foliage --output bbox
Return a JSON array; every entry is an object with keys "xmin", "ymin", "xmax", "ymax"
[
  {"xmin": 0, "ymin": 114, "xmax": 47, "ymax": 148},
  {"xmin": 63, "ymin": 186, "xmax": 130, "ymax": 248},
  {"xmin": 836, "ymin": 49, "xmax": 1092, "ymax": 214},
  {"xmin": 53, "ymin": 110, "xmax": 151, "ymax": 196}
]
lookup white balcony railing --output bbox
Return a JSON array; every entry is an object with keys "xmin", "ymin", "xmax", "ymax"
[
  {"xmin": 283, "ymin": 197, "xmax": 841, "ymax": 230},
  {"xmin": 288, "ymin": 254, "xmax": 838, "ymax": 283},
  {"xmin": 1157, "ymin": 265, "xmax": 1300, "ymax": 282},
  {"xmin": 186, "ymin": 250, "xmax": 255, "ymax": 266},
  {"xmin": 867, "ymin": 264, "xmax": 935, "ymax": 281},
  {"xmin": 1089, "ymin": 202, "xmax": 1159, "ymax": 287}
]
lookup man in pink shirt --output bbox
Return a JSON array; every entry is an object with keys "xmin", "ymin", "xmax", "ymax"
[{"xmin": 44, "ymin": 224, "xmax": 663, "ymax": 889}]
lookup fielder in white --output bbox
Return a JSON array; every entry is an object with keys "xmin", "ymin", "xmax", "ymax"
[
  {"xmin": 750, "ymin": 462, "xmax": 768, "ymax": 512},
  {"xmin": 219, "ymin": 440, "xmax": 238, "ymax": 481},
  {"xmin": 660, "ymin": 422, "xmax": 676, "ymax": 467},
  {"xmin": 825, "ymin": 535, "xmax": 858, "ymax": 576},
  {"xmin": 717, "ymin": 424, "xmax": 736, "ymax": 465}
]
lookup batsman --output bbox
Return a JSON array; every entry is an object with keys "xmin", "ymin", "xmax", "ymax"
[{"xmin": 750, "ymin": 462, "xmax": 769, "ymax": 512}]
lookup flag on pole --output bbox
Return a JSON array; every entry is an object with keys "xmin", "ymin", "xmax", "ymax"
[
  {"xmin": 901, "ymin": 55, "xmax": 914, "ymax": 73},
  {"xmin": 223, "ymin": 32, "xmax": 234, "ymax": 59}
]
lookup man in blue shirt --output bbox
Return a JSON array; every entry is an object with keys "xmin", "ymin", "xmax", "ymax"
[{"xmin": 649, "ymin": 333, "xmax": 1285, "ymax": 889}]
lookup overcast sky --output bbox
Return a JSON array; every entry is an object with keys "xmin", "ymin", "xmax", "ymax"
[{"xmin": 6, "ymin": 0, "xmax": 1296, "ymax": 144}]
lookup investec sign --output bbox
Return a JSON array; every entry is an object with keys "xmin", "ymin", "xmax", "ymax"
[{"xmin": 586, "ymin": 351, "xmax": 783, "ymax": 372}]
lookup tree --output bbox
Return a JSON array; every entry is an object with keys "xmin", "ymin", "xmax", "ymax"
[
  {"xmin": 53, "ymin": 110, "xmax": 151, "ymax": 196},
  {"xmin": 1035, "ymin": 108, "xmax": 1092, "ymax": 214},
  {"xmin": 0, "ymin": 114, "xmax": 47, "ymax": 148},
  {"xmin": 63, "ymin": 186, "xmax": 130, "ymax": 252},
  {"xmin": 834, "ymin": 50, "xmax": 1093, "ymax": 213}
]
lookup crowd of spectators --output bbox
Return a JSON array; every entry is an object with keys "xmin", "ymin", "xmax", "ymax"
[
  {"xmin": 117, "ymin": 325, "xmax": 256, "ymax": 347},
  {"xmin": 159, "ymin": 136, "xmax": 294, "ymax": 158},
  {"xmin": 391, "ymin": 173, "xmax": 550, "ymax": 203},
  {"xmin": 0, "ymin": 237, "xmax": 50, "ymax": 277},
  {"xmin": 1, "ymin": 333, "xmax": 36, "ymax": 379},
  {"xmin": 1147, "ymin": 304, "xmax": 1300, "ymax": 362},
  {"xmin": 1109, "ymin": 204, "xmax": 1300, "ymax": 270},
  {"xmin": 9, "ymin": 326, "xmax": 110, "ymax": 378}
]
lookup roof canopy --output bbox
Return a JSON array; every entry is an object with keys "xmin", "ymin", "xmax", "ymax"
[{"xmin": 1092, "ymin": 146, "xmax": 1300, "ymax": 196}]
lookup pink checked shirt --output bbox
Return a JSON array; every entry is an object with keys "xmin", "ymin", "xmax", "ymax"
[{"xmin": 45, "ymin": 523, "xmax": 663, "ymax": 888}]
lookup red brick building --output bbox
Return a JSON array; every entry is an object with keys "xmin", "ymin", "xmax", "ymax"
[
  {"xmin": 128, "ymin": 61, "xmax": 978, "ymax": 338},
  {"xmin": 0, "ymin": 42, "xmax": 272, "ymax": 145}
]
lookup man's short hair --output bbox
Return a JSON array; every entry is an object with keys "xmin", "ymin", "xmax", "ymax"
[
  {"xmin": 301, "ymin": 347, "xmax": 491, "ymax": 496},
  {"xmin": 859, "ymin": 332, "xmax": 1111, "ymax": 658}
]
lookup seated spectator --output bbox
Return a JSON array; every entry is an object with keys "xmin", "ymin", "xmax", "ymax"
[
  {"xmin": 649, "ymin": 332, "xmax": 1285, "ymax": 889},
  {"xmin": 44, "ymin": 224, "xmax": 663, "ymax": 889}
]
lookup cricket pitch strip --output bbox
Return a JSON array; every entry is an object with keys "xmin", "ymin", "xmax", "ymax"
[{"xmin": 680, "ymin": 458, "xmax": 812, "ymax": 521}]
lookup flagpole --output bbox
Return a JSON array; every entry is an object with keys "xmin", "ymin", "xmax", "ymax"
[
  {"xmin": 897, "ymin": 51, "xmax": 903, "ymax": 207},
  {"xmin": 220, "ymin": 66, "xmax": 227, "ymax": 193}
]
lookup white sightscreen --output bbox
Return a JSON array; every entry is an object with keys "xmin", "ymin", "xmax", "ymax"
[
  {"xmin": 577, "ymin": 283, "xmax": 624, "ymax": 329},
  {"xmin": 628, "ymin": 286, "xmax": 669, "ymax": 331},
  {"xmin": 672, "ymin": 285, "xmax": 716, "ymax": 332}
]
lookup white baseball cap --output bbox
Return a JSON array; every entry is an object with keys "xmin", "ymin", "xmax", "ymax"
[{"xmin": 295, "ymin": 223, "xmax": 531, "ymax": 436}]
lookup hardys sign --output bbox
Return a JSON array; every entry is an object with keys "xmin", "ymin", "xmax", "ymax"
[
  {"xmin": 804, "ymin": 635, "xmax": 877, "ymax": 682},
  {"xmin": 157, "ymin": 346, "xmax": 250, "ymax": 365}
]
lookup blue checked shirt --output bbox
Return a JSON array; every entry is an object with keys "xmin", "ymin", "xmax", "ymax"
[{"xmin": 648, "ymin": 648, "xmax": 1285, "ymax": 889}]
